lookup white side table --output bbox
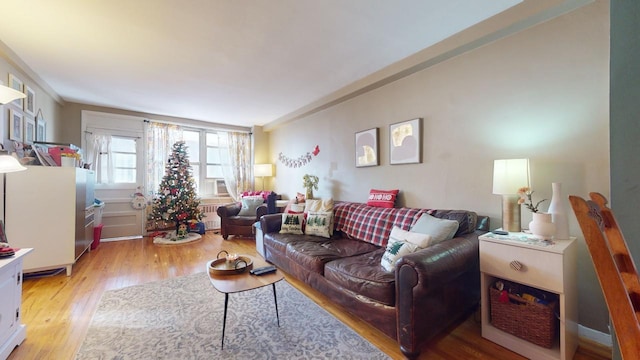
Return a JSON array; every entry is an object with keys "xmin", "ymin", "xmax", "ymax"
[
  {"xmin": 479, "ymin": 232, "xmax": 577, "ymax": 360},
  {"xmin": 0, "ymin": 248, "xmax": 33, "ymax": 360}
]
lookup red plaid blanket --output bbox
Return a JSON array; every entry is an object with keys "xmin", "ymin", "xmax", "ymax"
[{"xmin": 334, "ymin": 202, "xmax": 431, "ymax": 247}]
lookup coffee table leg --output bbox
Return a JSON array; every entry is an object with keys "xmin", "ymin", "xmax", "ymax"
[
  {"xmin": 272, "ymin": 283, "xmax": 280, "ymax": 327},
  {"xmin": 222, "ymin": 293, "xmax": 228, "ymax": 349}
]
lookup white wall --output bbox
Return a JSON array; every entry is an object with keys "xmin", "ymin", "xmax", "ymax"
[{"xmin": 268, "ymin": 2, "xmax": 611, "ymax": 334}]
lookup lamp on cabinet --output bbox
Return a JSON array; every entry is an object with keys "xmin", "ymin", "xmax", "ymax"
[
  {"xmin": 492, "ymin": 158, "xmax": 530, "ymax": 232},
  {"xmin": 0, "ymin": 151, "xmax": 27, "ymax": 231},
  {"xmin": 0, "ymin": 83, "xmax": 26, "ymax": 105},
  {"xmin": 254, "ymin": 164, "xmax": 273, "ymax": 191}
]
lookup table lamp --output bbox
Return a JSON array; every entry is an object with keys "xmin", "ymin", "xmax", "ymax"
[
  {"xmin": 254, "ymin": 164, "xmax": 273, "ymax": 191},
  {"xmin": 493, "ymin": 158, "xmax": 530, "ymax": 232}
]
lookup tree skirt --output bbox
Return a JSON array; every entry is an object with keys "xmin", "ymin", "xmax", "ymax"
[
  {"xmin": 76, "ymin": 273, "xmax": 390, "ymax": 359},
  {"xmin": 153, "ymin": 231, "xmax": 202, "ymax": 245}
]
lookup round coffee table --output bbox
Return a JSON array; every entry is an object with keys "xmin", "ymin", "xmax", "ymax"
[{"xmin": 206, "ymin": 256, "xmax": 284, "ymax": 350}]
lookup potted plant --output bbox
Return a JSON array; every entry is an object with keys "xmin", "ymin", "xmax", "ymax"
[{"xmin": 302, "ymin": 174, "xmax": 319, "ymax": 200}]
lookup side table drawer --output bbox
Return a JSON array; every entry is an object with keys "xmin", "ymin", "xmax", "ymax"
[{"xmin": 480, "ymin": 240, "xmax": 564, "ymax": 292}]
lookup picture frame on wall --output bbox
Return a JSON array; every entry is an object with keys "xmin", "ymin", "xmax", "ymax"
[
  {"xmin": 8, "ymin": 74, "xmax": 24, "ymax": 108},
  {"xmin": 36, "ymin": 112, "xmax": 46, "ymax": 142},
  {"xmin": 8, "ymin": 108, "xmax": 23, "ymax": 141},
  {"xmin": 355, "ymin": 127, "xmax": 379, "ymax": 167},
  {"xmin": 24, "ymin": 116, "xmax": 35, "ymax": 144},
  {"xmin": 24, "ymin": 85, "xmax": 35, "ymax": 116},
  {"xmin": 389, "ymin": 118, "xmax": 422, "ymax": 165}
]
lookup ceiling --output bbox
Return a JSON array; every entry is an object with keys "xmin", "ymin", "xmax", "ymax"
[{"xmin": 0, "ymin": 0, "xmax": 526, "ymax": 128}]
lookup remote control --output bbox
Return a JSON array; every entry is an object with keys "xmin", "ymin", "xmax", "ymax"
[
  {"xmin": 253, "ymin": 267, "xmax": 277, "ymax": 276},
  {"xmin": 491, "ymin": 230, "xmax": 509, "ymax": 235},
  {"xmin": 250, "ymin": 265, "xmax": 276, "ymax": 275}
]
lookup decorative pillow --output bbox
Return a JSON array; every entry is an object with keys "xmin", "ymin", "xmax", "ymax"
[
  {"xmin": 296, "ymin": 192, "xmax": 306, "ymax": 203},
  {"xmin": 304, "ymin": 211, "xmax": 333, "ymax": 238},
  {"xmin": 380, "ymin": 227, "xmax": 433, "ymax": 271},
  {"xmin": 304, "ymin": 198, "xmax": 334, "ymax": 213},
  {"xmin": 280, "ymin": 213, "xmax": 305, "ymax": 235},
  {"xmin": 237, "ymin": 196, "xmax": 264, "ymax": 216},
  {"xmin": 410, "ymin": 213, "xmax": 459, "ymax": 243},
  {"xmin": 367, "ymin": 189, "xmax": 399, "ymax": 208}
]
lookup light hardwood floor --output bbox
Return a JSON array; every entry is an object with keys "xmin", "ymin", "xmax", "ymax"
[{"xmin": 9, "ymin": 232, "xmax": 611, "ymax": 359}]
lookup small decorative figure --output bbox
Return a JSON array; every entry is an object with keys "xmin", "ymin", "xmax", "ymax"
[{"xmin": 176, "ymin": 222, "xmax": 188, "ymax": 240}]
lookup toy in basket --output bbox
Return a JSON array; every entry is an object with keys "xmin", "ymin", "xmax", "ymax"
[{"xmin": 489, "ymin": 279, "xmax": 559, "ymax": 348}]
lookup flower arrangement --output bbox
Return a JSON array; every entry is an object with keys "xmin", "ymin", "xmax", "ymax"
[
  {"xmin": 517, "ymin": 187, "xmax": 547, "ymax": 213},
  {"xmin": 302, "ymin": 174, "xmax": 319, "ymax": 199}
]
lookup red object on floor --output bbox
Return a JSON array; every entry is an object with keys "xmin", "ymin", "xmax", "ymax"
[{"xmin": 92, "ymin": 224, "xmax": 104, "ymax": 250}]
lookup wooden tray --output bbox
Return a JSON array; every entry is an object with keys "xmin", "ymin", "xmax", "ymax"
[{"xmin": 208, "ymin": 256, "xmax": 253, "ymax": 275}]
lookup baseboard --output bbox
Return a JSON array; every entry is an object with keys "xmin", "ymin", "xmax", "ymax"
[{"xmin": 579, "ymin": 324, "xmax": 612, "ymax": 347}]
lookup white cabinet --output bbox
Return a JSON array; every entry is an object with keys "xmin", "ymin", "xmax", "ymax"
[
  {"xmin": 479, "ymin": 232, "xmax": 578, "ymax": 360},
  {"xmin": 0, "ymin": 248, "xmax": 32, "ymax": 360},
  {"xmin": 5, "ymin": 167, "xmax": 95, "ymax": 276}
]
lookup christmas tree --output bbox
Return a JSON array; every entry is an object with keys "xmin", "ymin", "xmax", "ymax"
[{"xmin": 147, "ymin": 141, "xmax": 204, "ymax": 231}]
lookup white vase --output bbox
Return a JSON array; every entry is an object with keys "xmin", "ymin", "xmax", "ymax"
[
  {"xmin": 547, "ymin": 182, "xmax": 570, "ymax": 240},
  {"xmin": 529, "ymin": 212, "xmax": 556, "ymax": 240}
]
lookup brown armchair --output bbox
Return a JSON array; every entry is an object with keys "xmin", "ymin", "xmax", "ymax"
[{"xmin": 217, "ymin": 202, "xmax": 268, "ymax": 240}]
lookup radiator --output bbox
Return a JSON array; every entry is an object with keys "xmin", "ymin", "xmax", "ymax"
[{"xmin": 198, "ymin": 203, "xmax": 221, "ymax": 231}]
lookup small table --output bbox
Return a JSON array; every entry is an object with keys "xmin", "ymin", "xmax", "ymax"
[{"xmin": 206, "ymin": 256, "xmax": 284, "ymax": 349}]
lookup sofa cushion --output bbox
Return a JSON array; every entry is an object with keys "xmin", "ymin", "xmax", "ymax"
[
  {"xmin": 238, "ymin": 196, "xmax": 264, "ymax": 216},
  {"xmin": 304, "ymin": 211, "xmax": 333, "ymax": 238},
  {"xmin": 429, "ymin": 209, "xmax": 478, "ymax": 236},
  {"xmin": 367, "ymin": 189, "xmax": 399, "ymax": 208},
  {"xmin": 324, "ymin": 249, "xmax": 396, "ymax": 306},
  {"xmin": 280, "ymin": 213, "xmax": 305, "ymax": 234},
  {"xmin": 286, "ymin": 239, "xmax": 379, "ymax": 275},
  {"xmin": 380, "ymin": 227, "xmax": 434, "ymax": 271},
  {"xmin": 410, "ymin": 213, "xmax": 459, "ymax": 243}
]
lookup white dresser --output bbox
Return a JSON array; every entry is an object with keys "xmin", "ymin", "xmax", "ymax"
[
  {"xmin": 479, "ymin": 232, "xmax": 578, "ymax": 360},
  {"xmin": 0, "ymin": 248, "xmax": 32, "ymax": 360},
  {"xmin": 5, "ymin": 167, "xmax": 95, "ymax": 275}
]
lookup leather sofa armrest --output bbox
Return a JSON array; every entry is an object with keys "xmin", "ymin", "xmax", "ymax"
[
  {"xmin": 397, "ymin": 233, "xmax": 478, "ymax": 290},
  {"xmin": 217, "ymin": 202, "xmax": 241, "ymax": 218},
  {"xmin": 395, "ymin": 232, "xmax": 479, "ymax": 357},
  {"xmin": 256, "ymin": 204, "xmax": 268, "ymax": 220},
  {"xmin": 260, "ymin": 213, "xmax": 282, "ymax": 233}
]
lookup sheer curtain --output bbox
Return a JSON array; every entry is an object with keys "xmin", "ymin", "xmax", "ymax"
[
  {"xmin": 219, "ymin": 131, "xmax": 252, "ymax": 201},
  {"xmin": 145, "ymin": 121, "xmax": 183, "ymax": 198},
  {"xmin": 85, "ymin": 132, "xmax": 112, "ymax": 184}
]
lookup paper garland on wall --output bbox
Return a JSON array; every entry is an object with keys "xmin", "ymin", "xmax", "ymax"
[{"xmin": 279, "ymin": 145, "xmax": 320, "ymax": 168}]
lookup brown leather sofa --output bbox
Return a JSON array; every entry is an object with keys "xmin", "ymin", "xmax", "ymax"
[
  {"xmin": 260, "ymin": 201, "xmax": 487, "ymax": 359},
  {"xmin": 217, "ymin": 202, "xmax": 268, "ymax": 239}
]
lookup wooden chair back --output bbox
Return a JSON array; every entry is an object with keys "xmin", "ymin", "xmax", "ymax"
[{"xmin": 569, "ymin": 192, "xmax": 640, "ymax": 359}]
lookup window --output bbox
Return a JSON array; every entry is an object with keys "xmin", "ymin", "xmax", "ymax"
[
  {"xmin": 183, "ymin": 129, "xmax": 226, "ymax": 198},
  {"xmin": 98, "ymin": 136, "xmax": 137, "ymax": 184}
]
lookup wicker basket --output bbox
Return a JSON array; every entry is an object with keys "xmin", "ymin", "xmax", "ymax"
[{"xmin": 489, "ymin": 286, "xmax": 558, "ymax": 348}]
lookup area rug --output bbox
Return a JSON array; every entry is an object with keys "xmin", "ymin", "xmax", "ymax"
[
  {"xmin": 153, "ymin": 231, "xmax": 202, "ymax": 244},
  {"xmin": 76, "ymin": 272, "xmax": 390, "ymax": 359}
]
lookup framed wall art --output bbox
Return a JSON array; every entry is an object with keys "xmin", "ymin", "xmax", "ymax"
[
  {"xmin": 355, "ymin": 127, "xmax": 379, "ymax": 167},
  {"xmin": 389, "ymin": 118, "xmax": 422, "ymax": 165},
  {"xmin": 8, "ymin": 74, "xmax": 24, "ymax": 108},
  {"xmin": 8, "ymin": 108, "xmax": 23, "ymax": 141},
  {"xmin": 24, "ymin": 116, "xmax": 35, "ymax": 144},
  {"xmin": 24, "ymin": 85, "xmax": 35, "ymax": 116},
  {"xmin": 36, "ymin": 111, "xmax": 46, "ymax": 142}
]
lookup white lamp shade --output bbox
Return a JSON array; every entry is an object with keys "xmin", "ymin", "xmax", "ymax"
[
  {"xmin": 254, "ymin": 164, "xmax": 273, "ymax": 177},
  {"xmin": 0, "ymin": 84, "xmax": 26, "ymax": 105},
  {"xmin": 492, "ymin": 158, "xmax": 530, "ymax": 195}
]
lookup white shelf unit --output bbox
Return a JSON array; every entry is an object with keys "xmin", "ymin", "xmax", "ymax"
[
  {"xmin": 5, "ymin": 166, "xmax": 95, "ymax": 276},
  {"xmin": 0, "ymin": 248, "xmax": 32, "ymax": 360},
  {"xmin": 479, "ymin": 232, "xmax": 578, "ymax": 360}
]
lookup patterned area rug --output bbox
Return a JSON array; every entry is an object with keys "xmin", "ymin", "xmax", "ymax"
[{"xmin": 76, "ymin": 272, "xmax": 390, "ymax": 359}]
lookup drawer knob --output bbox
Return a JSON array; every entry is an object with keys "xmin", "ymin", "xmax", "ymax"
[{"xmin": 510, "ymin": 260, "xmax": 523, "ymax": 271}]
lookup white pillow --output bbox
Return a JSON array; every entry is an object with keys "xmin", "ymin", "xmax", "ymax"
[
  {"xmin": 410, "ymin": 213, "xmax": 459, "ymax": 243},
  {"xmin": 304, "ymin": 198, "xmax": 334, "ymax": 213},
  {"xmin": 380, "ymin": 227, "xmax": 433, "ymax": 271},
  {"xmin": 304, "ymin": 211, "xmax": 333, "ymax": 238},
  {"xmin": 237, "ymin": 196, "xmax": 264, "ymax": 216}
]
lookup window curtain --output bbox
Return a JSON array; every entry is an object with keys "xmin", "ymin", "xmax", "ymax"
[
  {"xmin": 145, "ymin": 121, "xmax": 183, "ymax": 198},
  {"xmin": 85, "ymin": 132, "xmax": 112, "ymax": 184},
  {"xmin": 219, "ymin": 131, "xmax": 252, "ymax": 201}
]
